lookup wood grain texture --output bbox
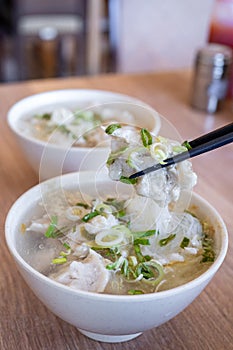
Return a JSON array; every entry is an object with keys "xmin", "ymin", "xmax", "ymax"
[{"xmin": 0, "ymin": 71, "xmax": 232, "ymax": 350}]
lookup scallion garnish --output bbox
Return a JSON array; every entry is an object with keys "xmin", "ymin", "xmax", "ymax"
[
  {"xmin": 45, "ymin": 216, "xmax": 58, "ymax": 238},
  {"xmin": 120, "ymin": 176, "xmax": 137, "ymax": 185},
  {"xmin": 133, "ymin": 238, "xmax": 150, "ymax": 246},
  {"xmin": 140, "ymin": 128, "xmax": 152, "ymax": 147},
  {"xmin": 182, "ymin": 140, "xmax": 192, "ymax": 151},
  {"xmin": 134, "ymin": 244, "xmax": 145, "ymax": 262},
  {"xmin": 201, "ymin": 234, "xmax": 215, "ymax": 262},
  {"xmin": 82, "ymin": 210, "xmax": 100, "ymax": 222},
  {"xmin": 75, "ymin": 202, "xmax": 90, "ymax": 209},
  {"xmin": 128, "ymin": 289, "xmax": 144, "ymax": 295},
  {"xmin": 116, "ymin": 209, "xmax": 126, "ymax": 218},
  {"xmin": 136, "ymin": 261, "xmax": 164, "ymax": 285},
  {"xmin": 180, "ymin": 237, "xmax": 190, "ymax": 248},
  {"xmin": 52, "ymin": 257, "xmax": 67, "ymax": 264},
  {"xmin": 105, "ymin": 123, "xmax": 122, "ymax": 135},
  {"xmin": 159, "ymin": 233, "xmax": 176, "ymax": 247},
  {"xmin": 132, "ymin": 229, "xmax": 156, "ymax": 239},
  {"xmin": 63, "ymin": 242, "xmax": 71, "ymax": 250},
  {"xmin": 35, "ymin": 113, "xmax": 51, "ymax": 120}
]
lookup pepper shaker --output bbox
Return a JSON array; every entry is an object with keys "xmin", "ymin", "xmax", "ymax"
[{"xmin": 191, "ymin": 44, "xmax": 232, "ymax": 113}]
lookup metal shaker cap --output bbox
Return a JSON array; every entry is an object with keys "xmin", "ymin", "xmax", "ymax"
[{"xmin": 196, "ymin": 44, "xmax": 232, "ymax": 66}]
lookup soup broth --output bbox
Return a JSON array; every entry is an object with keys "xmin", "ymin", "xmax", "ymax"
[{"xmin": 22, "ymin": 190, "xmax": 215, "ymax": 295}]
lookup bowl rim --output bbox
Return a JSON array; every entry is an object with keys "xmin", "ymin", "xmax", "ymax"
[
  {"xmin": 7, "ymin": 88, "xmax": 161, "ymax": 151},
  {"xmin": 5, "ymin": 171, "xmax": 228, "ymax": 302}
]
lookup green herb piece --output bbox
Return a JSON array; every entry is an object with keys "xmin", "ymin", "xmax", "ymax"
[
  {"xmin": 133, "ymin": 238, "xmax": 150, "ymax": 246},
  {"xmin": 45, "ymin": 216, "xmax": 58, "ymax": 238},
  {"xmin": 105, "ymin": 123, "xmax": 122, "ymax": 135},
  {"xmin": 134, "ymin": 244, "xmax": 146, "ymax": 262},
  {"xmin": 58, "ymin": 125, "xmax": 70, "ymax": 134},
  {"xmin": 106, "ymin": 256, "xmax": 125, "ymax": 271},
  {"xmin": 75, "ymin": 202, "xmax": 90, "ymax": 209},
  {"xmin": 182, "ymin": 140, "xmax": 192, "ymax": 151},
  {"xmin": 82, "ymin": 210, "xmax": 100, "ymax": 222},
  {"xmin": 128, "ymin": 255, "xmax": 138, "ymax": 267},
  {"xmin": 132, "ymin": 229, "xmax": 157, "ymax": 239},
  {"xmin": 35, "ymin": 113, "xmax": 51, "ymax": 120},
  {"xmin": 201, "ymin": 234, "xmax": 215, "ymax": 262},
  {"xmin": 120, "ymin": 176, "xmax": 137, "ymax": 185},
  {"xmin": 128, "ymin": 289, "xmax": 144, "ymax": 295},
  {"xmin": 180, "ymin": 237, "xmax": 190, "ymax": 248},
  {"xmin": 136, "ymin": 262, "xmax": 154, "ymax": 279},
  {"xmin": 140, "ymin": 128, "xmax": 153, "ymax": 147},
  {"xmin": 52, "ymin": 257, "xmax": 67, "ymax": 265},
  {"xmin": 57, "ymin": 125, "xmax": 77, "ymax": 140},
  {"xmin": 159, "ymin": 233, "xmax": 176, "ymax": 247},
  {"xmin": 74, "ymin": 110, "xmax": 95, "ymax": 122},
  {"xmin": 172, "ymin": 145, "xmax": 188, "ymax": 154},
  {"xmin": 91, "ymin": 246, "xmax": 120, "ymax": 260},
  {"xmin": 63, "ymin": 242, "xmax": 71, "ymax": 250},
  {"xmin": 116, "ymin": 209, "xmax": 126, "ymax": 218},
  {"xmin": 136, "ymin": 261, "xmax": 164, "ymax": 285}
]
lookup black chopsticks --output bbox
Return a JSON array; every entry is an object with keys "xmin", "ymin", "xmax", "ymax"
[{"xmin": 129, "ymin": 122, "xmax": 233, "ymax": 179}]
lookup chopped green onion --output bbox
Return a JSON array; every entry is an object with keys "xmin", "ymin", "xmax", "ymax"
[
  {"xmin": 116, "ymin": 209, "xmax": 126, "ymax": 218},
  {"xmin": 201, "ymin": 234, "xmax": 215, "ymax": 262},
  {"xmin": 134, "ymin": 244, "xmax": 146, "ymax": 262},
  {"xmin": 136, "ymin": 262, "xmax": 154, "ymax": 279},
  {"xmin": 75, "ymin": 202, "xmax": 90, "ymax": 209},
  {"xmin": 136, "ymin": 261, "xmax": 164, "ymax": 285},
  {"xmin": 82, "ymin": 210, "xmax": 100, "ymax": 222},
  {"xmin": 95, "ymin": 229, "xmax": 124, "ymax": 247},
  {"xmin": 52, "ymin": 257, "xmax": 67, "ymax": 265},
  {"xmin": 36, "ymin": 113, "xmax": 51, "ymax": 120},
  {"xmin": 60, "ymin": 242, "xmax": 71, "ymax": 257},
  {"xmin": 120, "ymin": 176, "xmax": 137, "ymax": 185},
  {"xmin": 45, "ymin": 216, "xmax": 58, "ymax": 238},
  {"xmin": 95, "ymin": 203, "xmax": 112, "ymax": 214},
  {"xmin": 133, "ymin": 238, "xmax": 150, "ymax": 246},
  {"xmin": 159, "ymin": 233, "xmax": 176, "ymax": 247},
  {"xmin": 105, "ymin": 123, "xmax": 122, "ymax": 135},
  {"xmin": 58, "ymin": 125, "xmax": 77, "ymax": 140},
  {"xmin": 180, "ymin": 237, "xmax": 190, "ymax": 248},
  {"xmin": 140, "ymin": 128, "xmax": 152, "ymax": 147},
  {"xmin": 182, "ymin": 140, "xmax": 192, "ymax": 151},
  {"xmin": 74, "ymin": 110, "xmax": 95, "ymax": 121},
  {"xmin": 172, "ymin": 145, "xmax": 187, "ymax": 154},
  {"xmin": 106, "ymin": 256, "xmax": 125, "ymax": 270},
  {"xmin": 63, "ymin": 242, "xmax": 71, "ymax": 250},
  {"xmin": 122, "ymin": 259, "xmax": 129, "ymax": 276},
  {"xmin": 132, "ymin": 229, "xmax": 157, "ymax": 239},
  {"xmin": 128, "ymin": 255, "xmax": 138, "ymax": 267},
  {"xmin": 128, "ymin": 289, "xmax": 144, "ymax": 295}
]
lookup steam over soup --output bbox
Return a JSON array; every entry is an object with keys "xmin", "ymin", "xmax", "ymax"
[{"xmin": 22, "ymin": 125, "xmax": 215, "ymax": 295}]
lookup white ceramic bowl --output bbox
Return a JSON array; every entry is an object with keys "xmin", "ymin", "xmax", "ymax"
[
  {"xmin": 5, "ymin": 171, "xmax": 228, "ymax": 343},
  {"xmin": 7, "ymin": 89, "xmax": 161, "ymax": 180}
]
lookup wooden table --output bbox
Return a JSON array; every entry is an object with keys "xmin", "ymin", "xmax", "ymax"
[{"xmin": 1, "ymin": 71, "xmax": 232, "ymax": 350}]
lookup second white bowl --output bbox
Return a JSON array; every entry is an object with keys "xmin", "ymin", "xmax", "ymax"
[{"xmin": 7, "ymin": 89, "xmax": 161, "ymax": 180}]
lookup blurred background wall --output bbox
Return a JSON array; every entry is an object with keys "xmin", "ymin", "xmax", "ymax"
[
  {"xmin": 0, "ymin": 0, "xmax": 215, "ymax": 82},
  {"xmin": 109, "ymin": 0, "xmax": 214, "ymax": 73}
]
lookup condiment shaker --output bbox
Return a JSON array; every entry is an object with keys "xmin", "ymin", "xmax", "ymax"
[{"xmin": 191, "ymin": 44, "xmax": 232, "ymax": 113}]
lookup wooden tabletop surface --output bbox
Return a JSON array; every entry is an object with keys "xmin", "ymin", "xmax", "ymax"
[{"xmin": 0, "ymin": 71, "xmax": 232, "ymax": 350}]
